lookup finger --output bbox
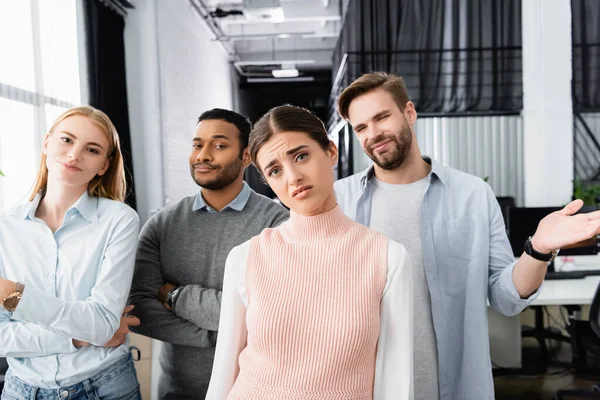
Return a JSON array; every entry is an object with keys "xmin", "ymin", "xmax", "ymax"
[
  {"xmin": 126, "ymin": 316, "xmax": 141, "ymax": 327},
  {"xmin": 123, "ymin": 305, "xmax": 135, "ymax": 315},
  {"xmin": 561, "ymin": 199, "xmax": 584, "ymax": 216}
]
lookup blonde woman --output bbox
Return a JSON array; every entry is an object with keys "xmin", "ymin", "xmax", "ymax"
[{"xmin": 0, "ymin": 106, "xmax": 141, "ymax": 400}]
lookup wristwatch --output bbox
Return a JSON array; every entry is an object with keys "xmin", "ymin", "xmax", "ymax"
[
  {"xmin": 524, "ymin": 236, "xmax": 559, "ymax": 262},
  {"xmin": 166, "ymin": 286, "xmax": 182, "ymax": 309},
  {"xmin": 2, "ymin": 282, "xmax": 25, "ymax": 312}
]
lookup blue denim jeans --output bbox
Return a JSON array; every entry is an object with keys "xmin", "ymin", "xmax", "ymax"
[{"xmin": 1, "ymin": 354, "xmax": 141, "ymax": 400}]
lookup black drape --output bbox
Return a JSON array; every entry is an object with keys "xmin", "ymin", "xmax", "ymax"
[
  {"xmin": 83, "ymin": 0, "xmax": 136, "ymax": 209},
  {"xmin": 330, "ymin": 0, "xmax": 522, "ymax": 121},
  {"xmin": 572, "ymin": 0, "xmax": 600, "ymax": 111}
]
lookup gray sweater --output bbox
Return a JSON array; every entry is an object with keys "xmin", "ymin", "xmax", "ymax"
[{"xmin": 129, "ymin": 191, "xmax": 289, "ymax": 399}]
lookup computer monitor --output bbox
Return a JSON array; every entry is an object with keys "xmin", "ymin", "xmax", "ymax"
[{"xmin": 507, "ymin": 206, "xmax": 600, "ymax": 258}]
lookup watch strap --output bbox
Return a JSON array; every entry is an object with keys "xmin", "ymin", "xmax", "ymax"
[{"xmin": 524, "ymin": 236, "xmax": 559, "ymax": 262}]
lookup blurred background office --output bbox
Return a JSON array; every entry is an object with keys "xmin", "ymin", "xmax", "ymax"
[{"xmin": 1, "ymin": 0, "xmax": 600, "ymax": 399}]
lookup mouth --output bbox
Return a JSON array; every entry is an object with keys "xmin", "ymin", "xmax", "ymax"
[
  {"xmin": 371, "ymin": 139, "xmax": 391, "ymax": 154},
  {"xmin": 194, "ymin": 164, "xmax": 217, "ymax": 173},
  {"xmin": 59, "ymin": 161, "xmax": 82, "ymax": 172},
  {"xmin": 292, "ymin": 185, "xmax": 313, "ymax": 198}
]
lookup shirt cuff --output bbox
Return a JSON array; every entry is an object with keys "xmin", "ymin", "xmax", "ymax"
[
  {"xmin": 11, "ymin": 285, "xmax": 57, "ymax": 326},
  {"xmin": 499, "ymin": 260, "xmax": 543, "ymax": 305}
]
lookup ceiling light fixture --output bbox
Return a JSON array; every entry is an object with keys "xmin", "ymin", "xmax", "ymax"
[{"xmin": 272, "ymin": 68, "xmax": 299, "ymax": 78}]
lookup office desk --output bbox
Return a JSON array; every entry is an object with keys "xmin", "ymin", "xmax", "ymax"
[
  {"xmin": 532, "ymin": 276, "xmax": 600, "ymax": 306},
  {"xmin": 489, "ymin": 276, "xmax": 600, "ymax": 368}
]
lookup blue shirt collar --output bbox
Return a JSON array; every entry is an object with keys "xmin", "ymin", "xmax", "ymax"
[
  {"xmin": 359, "ymin": 156, "xmax": 448, "ymax": 189},
  {"xmin": 192, "ymin": 181, "xmax": 252, "ymax": 213},
  {"xmin": 23, "ymin": 191, "xmax": 98, "ymax": 222}
]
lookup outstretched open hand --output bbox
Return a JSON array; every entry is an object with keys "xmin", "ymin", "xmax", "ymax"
[{"xmin": 531, "ymin": 199, "xmax": 600, "ymax": 254}]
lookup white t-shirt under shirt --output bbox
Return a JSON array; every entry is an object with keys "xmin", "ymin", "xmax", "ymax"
[{"xmin": 370, "ymin": 177, "xmax": 440, "ymax": 400}]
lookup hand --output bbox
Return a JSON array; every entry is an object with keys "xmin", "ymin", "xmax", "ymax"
[
  {"xmin": 158, "ymin": 283, "xmax": 177, "ymax": 311},
  {"xmin": 103, "ymin": 305, "xmax": 141, "ymax": 348},
  {"xmin": 531, "ymin": 199, "xmax": 600, "ymax": 254},
  {"xmin": 0, "ymin": 279, "xmax": 16, "ymax": 300}
]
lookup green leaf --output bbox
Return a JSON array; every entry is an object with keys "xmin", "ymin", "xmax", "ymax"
[{"xmin": 0, "ymin": 170, "xmax": 4, "ymax": 177}]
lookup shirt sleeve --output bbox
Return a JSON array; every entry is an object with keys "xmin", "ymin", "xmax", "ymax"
[
  {"xmin": 205, "ymin": 240, "xmax": 250, "ymax": 400},
  {"xmin": 128, "ymin": 215, "xmax": 218, "ymax": 348},
  {"xmin": 485, "ymin": 185, "xmax": 541, "ymax": 316},
  {"xmin": 0, "ymin": 309, "xmax": 76, "ymax": 358},
  {"xmin": 11, "ymin": 207, "xmax": 140, "ymax": 346},
  {"xmin": 374, "ymin": 239, "xmax": 414, "ymax": 400}
]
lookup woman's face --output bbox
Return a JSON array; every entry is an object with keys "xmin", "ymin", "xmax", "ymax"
[
  {"xmin": 256, "ymin": 131, "xmax": 338, "ymax": 216},
  {"xmin": 44, "ymin": 115, "xmax": 111, "ymax": 190}
]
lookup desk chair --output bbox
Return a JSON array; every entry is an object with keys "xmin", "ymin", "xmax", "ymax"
[
  {"xmin": 555, "ymin": 282, "xmax": 600, "ymax": 399},
  {"xmin": 0, "ymin": 357, "xmax": 7, "ymax": 392}
]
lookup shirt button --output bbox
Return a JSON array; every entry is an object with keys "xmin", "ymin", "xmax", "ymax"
[{"xmin": 60, "ymin": 390, "xmax": 69, "ymax": 398}]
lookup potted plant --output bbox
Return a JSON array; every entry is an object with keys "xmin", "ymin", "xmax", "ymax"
[{"xmin": 573, "ymin": 180, "xmax": 600, "ymax": 206}]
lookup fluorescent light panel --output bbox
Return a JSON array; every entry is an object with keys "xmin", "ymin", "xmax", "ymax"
[{"xmin": 272, "ymin": 68, "xmax": 299, "ymax": 78}]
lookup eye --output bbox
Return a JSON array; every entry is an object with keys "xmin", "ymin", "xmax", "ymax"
[
  {"xmin": 88, "ymin": 147, "xmax": 101, "ymax": 155},
  {"xmin": 377, "ymin": 114, "xmax": 389, "ymax": 121},
  {"xmin": 295, "ymin": 153, "xmax": 308, "ymax": 162},
  {"xmin": 61, "ymin": 137, "xmax": 72, "ymax": 143},
  {"xmin": 355, "ymin": 127, "xmax": 365, "ymax": 133},
  {"xmin": 215, "ymin": 144, "xmax": 226, "ymax": 150},
  {"xmin": 193, "ymin": 144, "xmax": 202, "ymax": 149},
  {"xmin": 268, "ymin": 167, "xmax": 281, "ymax": 177}
]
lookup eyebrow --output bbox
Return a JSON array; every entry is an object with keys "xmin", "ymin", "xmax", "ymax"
[
  {"xmin": 263, "ymin": 145, "xmax": 309, "ymax": 172},
  {"xmin": 193, "ymin": 134, "xmax": 232, "ymax": 142},
  {"xmin": 61, "ymin": 131, "xmax": 105, "ymax": 149},
  {"xmin": 353, "ymin": 110, "xmax": 391, "ymax": 131}
]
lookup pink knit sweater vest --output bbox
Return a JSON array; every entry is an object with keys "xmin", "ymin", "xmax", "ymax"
[{"xmin": 229, "ymin": 206, "xmax": 388, "ymax": 400}]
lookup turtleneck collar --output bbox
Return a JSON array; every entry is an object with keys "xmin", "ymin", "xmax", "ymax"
[{"xmin": 279, "ymin": 205, "xmax": 357, "ymax": 244}]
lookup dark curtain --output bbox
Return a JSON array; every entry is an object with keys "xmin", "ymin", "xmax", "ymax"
[
  {"xmin": 331, "ymin": 0, "xmax": 522, "ymax": 118},
  {"xmin": 572, "ymin": 0, "xmax": 600, "ymax": 111},
  {"xmin": 83, "ymin": 0, "xmax": 136, "ymax": 209}
]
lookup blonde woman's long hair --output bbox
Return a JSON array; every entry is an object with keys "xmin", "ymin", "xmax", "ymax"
[{"xmin": 29, "ymin": 106, "xmax": 127, "ymax": 202}]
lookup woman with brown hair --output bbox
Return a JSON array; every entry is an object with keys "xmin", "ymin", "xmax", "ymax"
[
  {"xmin": 0, "ymin": 106, "xmax": 141, "ymax": 399},
  {"xmin": 207, "ymin": 105, "xmax": 413, "ymax": 400}
]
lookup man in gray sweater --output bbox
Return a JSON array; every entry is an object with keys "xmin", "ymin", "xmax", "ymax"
[{"xmin": 129, "ymin": 109, "xmax": 289, "ymax": 399}]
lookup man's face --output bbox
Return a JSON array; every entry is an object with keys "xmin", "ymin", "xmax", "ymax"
[
  {"xmin": 189, "ymin": 119, "xmax": 245, "ymax": 190},
  {"xmin": 347, "ymin": 88, "xmax": 415, "ymax": 170}
]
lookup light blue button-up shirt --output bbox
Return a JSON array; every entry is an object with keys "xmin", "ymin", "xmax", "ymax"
[
  {"xmin": 193, "ymin": 181, "xmax": 252, "ymax": 213},
  {"xmin": 334, "ymin": 157, "xmax": 540, "ymax": 400},
  {"xmin": 0, "ymin": 192, "xmax": 139, "ymax": 388}
]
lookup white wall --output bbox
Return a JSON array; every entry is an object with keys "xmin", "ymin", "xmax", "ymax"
[
  {"xmin": 125, "ymin": 0, "xmax": 234, "ymax": 225},
  {"xmin": 522, "ymin": 0, "xmax": 573, "ymax": 207}
]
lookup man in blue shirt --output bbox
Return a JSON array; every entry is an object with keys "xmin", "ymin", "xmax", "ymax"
[{"xmin": 333, "ymin": 72, "xmax": 600, "ymax": 400}]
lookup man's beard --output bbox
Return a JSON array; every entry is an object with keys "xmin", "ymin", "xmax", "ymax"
[
  {"xmin": 190, "ymin": 158, "xmax": 243, "ymax": 190},
  {"xmin": 365, "ymin": 121, "xmax": 413, "ymax": 170}
]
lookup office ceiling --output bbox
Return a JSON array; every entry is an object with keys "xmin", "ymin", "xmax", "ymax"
[{"xmin": 192, "ymin": 0, "xmax": 344, "ymax": 80}]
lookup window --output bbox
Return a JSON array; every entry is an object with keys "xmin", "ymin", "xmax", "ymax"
[{"xmin": 0, "ymin": 0, "xmax": 85, "ymax": 211}]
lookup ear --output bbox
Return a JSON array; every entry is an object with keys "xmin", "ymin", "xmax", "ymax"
[
  {"xmin": 327, "ymin": 142, "xmax": 339, "ymax": 167},
  {"xmin": 97, "ymin": 158, "xmax": 111, "ymax": 176},
  {"xmin": 42, "ymin": 133, "xmax": 51, "ymax": 155},
  {"xmin": 241, "ymin": 147, "xmax": 251, "ymax": 168},
  {"xmin": 404, "ymin": 101, "xmax": 418, "ymax": 126}
]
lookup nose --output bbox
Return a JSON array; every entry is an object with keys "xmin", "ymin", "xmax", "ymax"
[
  {"xmin": 287, "ymin": 166, "xmax": 303, "ymax": 186},
  {"xmin": 67, "ymin": 146, "xmax": 83, "ymax": 161},
  {"xmin": 196, "ymin": 146, "xmax": 212, "ymax": 163}
]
